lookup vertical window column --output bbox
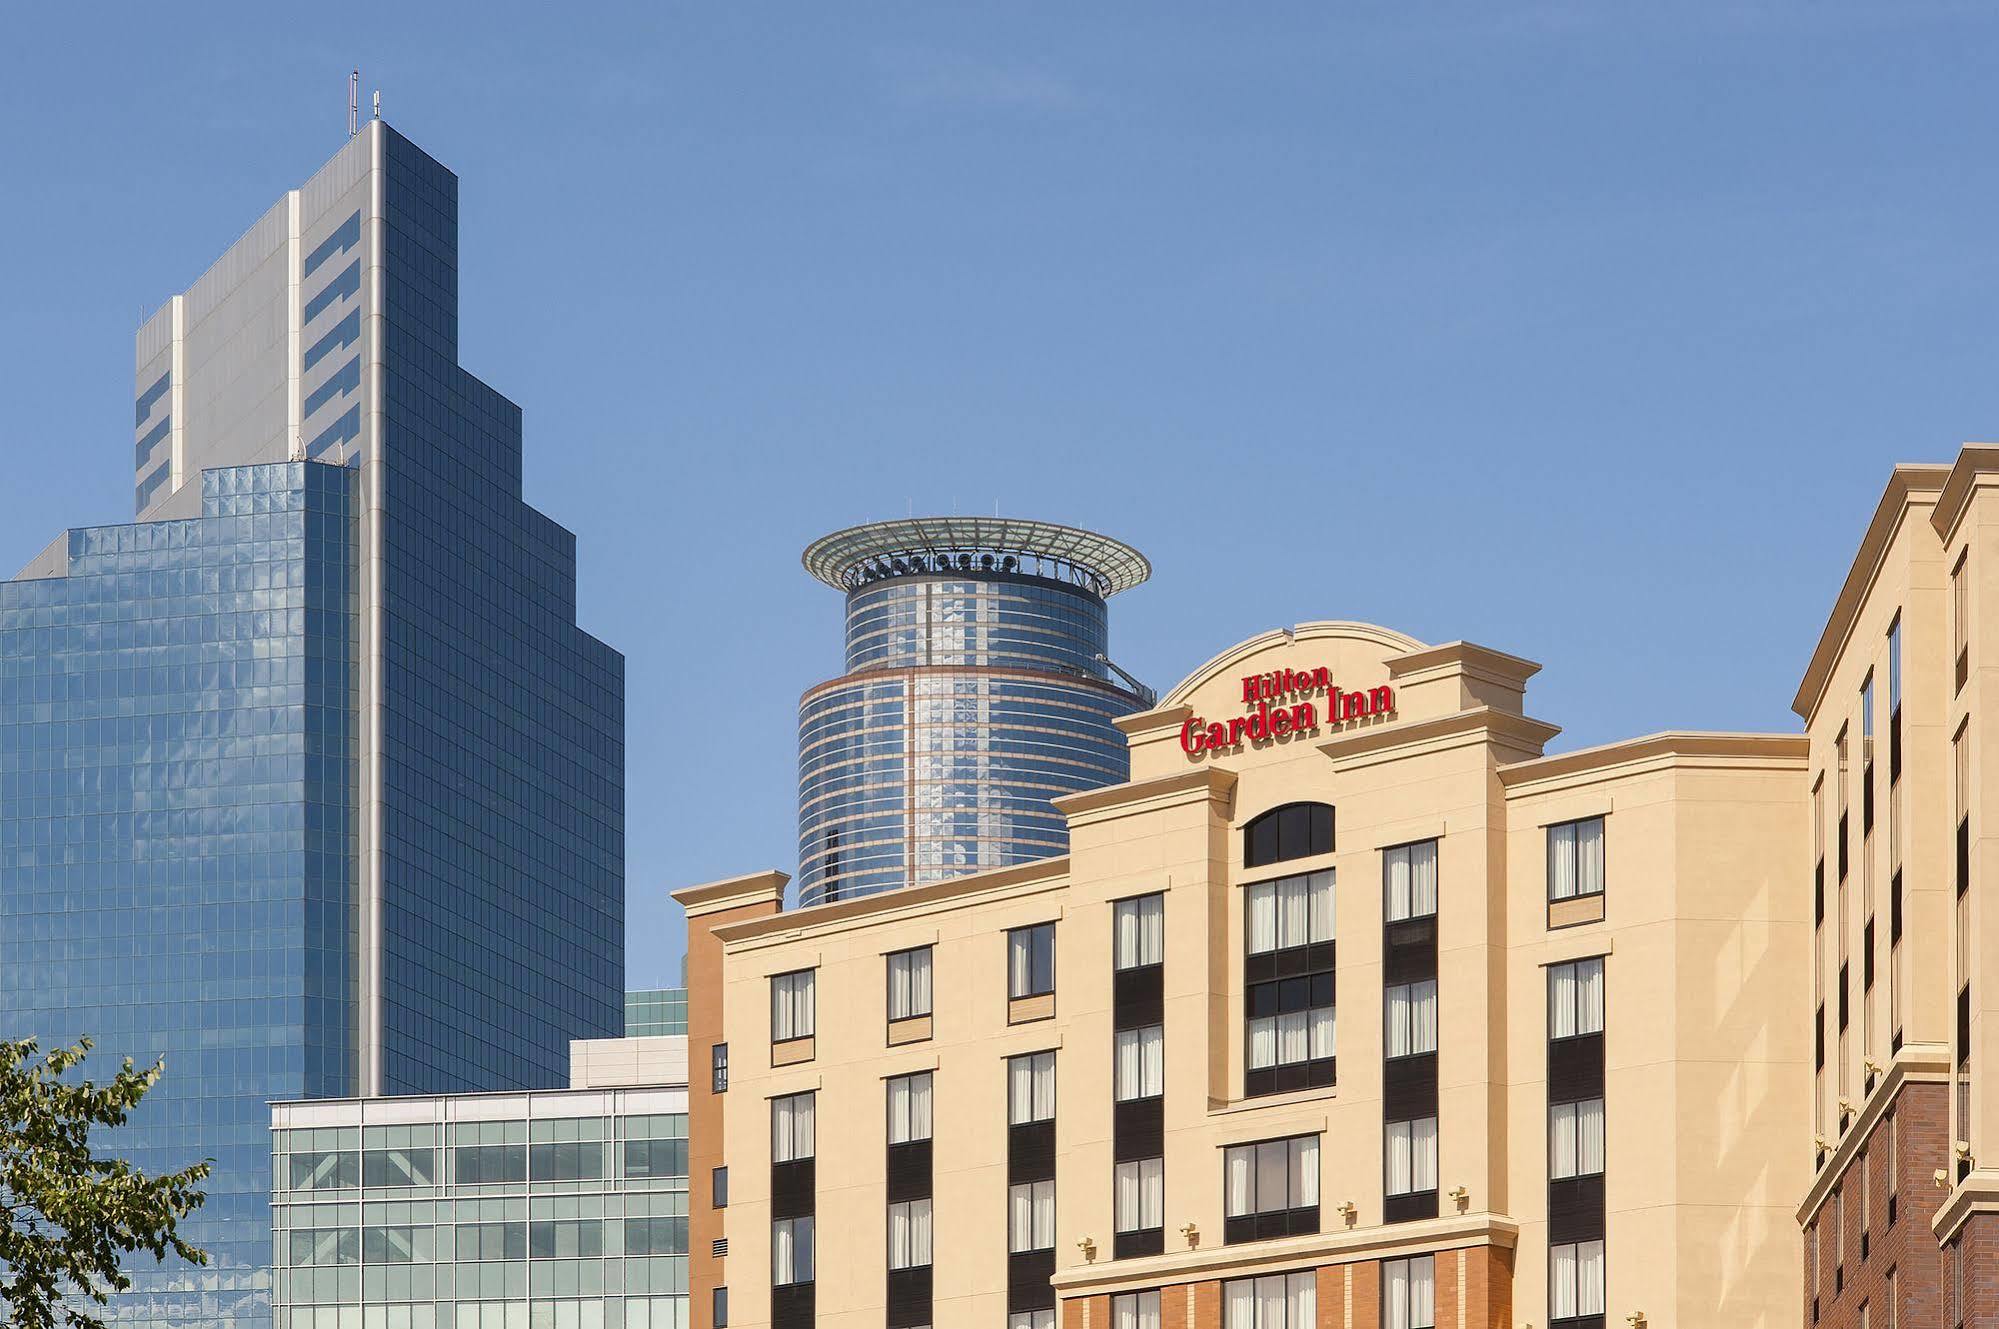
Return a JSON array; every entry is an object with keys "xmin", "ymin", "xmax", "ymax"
[
  {"xmin": 1549, "ymin": 957, "xmax": 1606, "ymax": 1329},
  {"xmin": 1243, "ymin": 870, "xmax": 1336, "ymax": 1097},
  {"xmin": 1955, "ymin": 723, "xmax": 1973, "ymax": 1183},
  {"xmin": 770, "ymin": 1092, "xmax": 816, "ymax": 1329},
  {"xmin": 886, "ymin": 1073, "xmax": 933, "ymax": 1328},
  {"xmin": 1007, "ymin": 1052, "xmax": 1058, "ymax": 1323},
  {"xmin": 1113, "ymin": 894, "xmax": 1166, "ymax": 1259},
  {"xmin": 1862, "ymin": 675, "xmax": 1878, "ymax": 1093},
  {"xmin": 1384, "ymin": 840, "xmax": 1439, "ymax": 1223}
]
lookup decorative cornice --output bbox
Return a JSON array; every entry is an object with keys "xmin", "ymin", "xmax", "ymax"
[
  {"xmin": 710, "ymin": 856, "xmax": 1071, "ymax": 945},
  {"xmin": 1158, "ymin": 621, "xmax": 1427, "ymax": 709},
  {"xmin": 1316, "ymin": 707, "xmax": 1560, "ymax": 767},
  {"xmin": 1051, "ymin": 765, "xmax": 1237, "ymax": 820},
  {"xmin": 1049, "ymin": 1209, "xmax": 1518, "ymax": 1297},
  {"xmin": 1385, "ymin": 639, "xmax": 1541, "ymax": 687},
  {"xmin": 1498, "ymin": 731, "xmax": 1807, "ymax": 790},
  {"xmin": 1793, "ymin": 463, "xmax": 1949, "ymax": 722},
  {"xmin": 1929, "ymin": 442, "xmax": 1999, "ymax": 545},
  {"xmin": 1932, "ymin": 1169, "xmax": 1999, "ymax": 1243},
  {"xmin": 669, "ymin": 869, "xmax": 789, "ymax": 920},
  {"xmin": 1114, "ymin": 704, "xmax": 1193, "ymax": 739}
]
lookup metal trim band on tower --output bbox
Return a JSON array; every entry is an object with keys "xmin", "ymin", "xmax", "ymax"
[{"xmin": 802, "ymin": 516, "xmax": 1152, "ymax": 597}]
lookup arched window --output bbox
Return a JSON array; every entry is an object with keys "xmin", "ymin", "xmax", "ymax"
[{"xmin": 1243, "ymin": 802, "xmax": 1334, "ymax": 869}]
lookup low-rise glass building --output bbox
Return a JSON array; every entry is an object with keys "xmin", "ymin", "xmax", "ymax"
[{"xmin": 271, "ymin": 1044, "xmax": 688, "ymax": 1329}]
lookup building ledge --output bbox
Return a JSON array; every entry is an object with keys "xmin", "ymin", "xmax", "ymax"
[
  {"xmin": 1498, "ymin": 731, "xmax": 1807, "ymax": 790},
  {"xmin": 1929, "ymin": 442, "xmax": 1999, "ymax": 544},
  {"xmin": 1052, "ymin": 765, "xmax": 1237, "ymax": 822},
  {"xmin": 670, "ymin": 869, "xmax": 789, "ymax": 920},
  {"xmin": 710, "ymin": 856, "xmax": 1071, "ymax": 945},
  {"xmin": 1797, "ymin": 1040, "xmax": 1952, "ymax": 1224},
  {"xmin": 1049, "ymin": 1209, "xmax": 1519, "ymax": 1298},
  {"xmin": 1932, "ymin": 1168, "xmax": 1999, "ymax": 1243},
  {"xmin": 1317, "ymin": 706, "xmax": 1560, "ymax": 768}
]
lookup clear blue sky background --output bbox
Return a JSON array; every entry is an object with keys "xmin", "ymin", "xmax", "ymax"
[{"xmin": 5, "ymin": 3, "xmax": 1997, "ymax": 984}]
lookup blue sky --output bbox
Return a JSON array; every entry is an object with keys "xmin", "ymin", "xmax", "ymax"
[{"xmin": 5, "ymin": 2, "xmax": 1999, "ymax": 982}]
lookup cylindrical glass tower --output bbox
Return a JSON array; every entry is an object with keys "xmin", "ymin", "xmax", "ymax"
[{"xmin": 797, "ymin": 517, "xmax": 1152, "ymax": 907}]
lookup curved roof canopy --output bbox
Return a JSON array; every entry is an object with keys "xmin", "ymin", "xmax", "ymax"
[{"xmin": 803, "ymin": 516, "xmax": 1151, "ymax": 598}]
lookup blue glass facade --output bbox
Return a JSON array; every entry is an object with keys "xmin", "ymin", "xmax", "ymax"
[
  {"xmin": 1, "ymin": 463, "xmax": 361, "ymax": 1326},
  {"xmin": 1, "ymin": 125, "xmax": 625, "ymax": 1329},
  {"xmin": 374, "ymin": 132, "xmax": 624, "ymax": 1095},
  {"xmin": 797, "ymin": 572, "xmax": 1142, "ymax": 905}
]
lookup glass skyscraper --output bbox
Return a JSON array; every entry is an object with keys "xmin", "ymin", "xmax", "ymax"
[
  {"xmin": 1, "ymin": 121, "xmax": 623, "ymax": 1327},
  {"xmin": 795, "ymin": 518, "xmax": 1151, "ymax": 907}
]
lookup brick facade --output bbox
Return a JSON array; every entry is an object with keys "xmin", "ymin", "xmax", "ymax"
[{"xmin": 1805, "ymin": 1081, "xmax": 1949, "ymax": 1328}]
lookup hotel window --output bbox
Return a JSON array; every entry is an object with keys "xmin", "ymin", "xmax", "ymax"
[
  {"xmin": 1386, "ymin": 980, "xmax": 1439, "ymax": 1058},
  {"xmin": 1550, "ymin": 959, "xmax": 1606, "ymax": 1038},
  {"xmin": 1954, "ymin": 551, "xmax": 1968, "ymax": 693},
  {"xmin": 1384, "ymin": 1116, "xmax": 1438, "ymax": 1205},
  {"xmin": 771, "ymin": 1215, "xmax": 814, "ymax": 1286},
  {"xmin": 771, "ymin": 970, "xmax": 815, "ymax": 1043},
  {"xmin": 1547, "ymin": 817, "xmax": 1606, "ymax": 901},
  {"xmin": 1113, "ymin": 1291, "xmax": 1162, "ymax": 1329},
  {"xmin": 772, "ymin": 1093, "xmax": 815, "ymax": 1163},
  {"xmin": 887, "ymin": 947, "xmax": 933, "ymax": 1021},
  {"xmin": 1246, "ymin": 870, "xmax": 1335, "ymax": 953},
  {"xmin": 1007, "ymin": 1179, "xmax": 1055, "ymax": 1253},
  {"xmin": 1114, "ymin": 1157, "xmax": 1164, "ymax": 1238},
  {"xmin": 1889, "ymin": 615, "xmax": 1903, "ymax": 783},
  {"xmin": 713, "ymin": 1166, "xmax": 728, "ymax": 1208},
  {"xmin": 1384, "ymin": 840, "xmax": 1438, "ymax": 922},
  {"xmin": 1223, "ymin": 1272, "xmax": 1316, "ymax": 1329},
  {"xmin": 1008, "ymin": 1051, "xmax": 1057, "ymax": 1125},
  {"xmin": 1383, "ymin": 1255, "xmax": 1437, "ymax": 1329},
  {"xmin": 887, "ymin": 1072, "xmax": 933, "ymax": 1144},
  {"xmin": 1862, "ymin": 673, "xmax": 1876, "ymax": 835},
  {"xmin": 1550, "ymin": 1239, "xmax": 1606, "ymax": 1329},
  {"xmin": 713, "ymin": 1286, "xmax": 729, "ymax": 1327},
  {"xmin": 1224, "ymin": 1134, "xmax": 1320, "ymax": 1242},
  {"xmin": 1550, "ymin": 1098, "xmax": 1606, "ymax": 1179},
  {"xmin": 1009, "ymin": 1315, "xmax": 1055, "ymax": 1329},
  {"xmin": 1245, "ymin": 869, "xmax": 1336, "ymax": 1097},
  {"xmin": 1837, "ymin": 726, "xmax": 1850, "ymax": 882},
  {"xmin": 1243, "ymin": 801, "xmax": 1333, "ymax": 868},
  {"xmin": 712, "ymin": 1042, "xmax": 729, "ymax": 1094},
  {"xmin": 1115, "ymin": 893, "xmax": 1165, "ymax": 970},
  {"xmin": 1009, "ymin": 923, "xmax": 1056, "ymax": 999},
  {"xmin": 1115, "ymin": 1025, "xmax": 1164, "ymax": 1101},
  {"xmin": 887, "ymin": 1198, "xmax": 932, "ymax": 1270}
]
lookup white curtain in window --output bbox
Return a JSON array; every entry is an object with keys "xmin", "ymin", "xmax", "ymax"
[
  {"xmin": 1386, "ymin": 1255, "xmax": 1435, "ymax": 1329},
  {"xmin": 1549, "ymin": 823, "xmax": 1577, "ymax": 901},
  {"xmin": 888, "ymin": 1198, "xmax": 931, "ymax": 1270},
  {"xmin": 772, "ymin": 1094, "xmax": 813, "ymax": 1163},
  {"xmin": 1009, "ymin": 1052, "xmax": 1054, "ymax": 1124},
  {"xmin": 1410, "ymin": 1116, "xmax": 1437, "ymax": 1192},
  {"xmin": 1116, "ymin": 895, "xmax": 1164, "ymax": 969},
  {"xmin": 1290, "ymin": 1136, "xmax": 1319, "ymax": 1208},
  {"xmin": 889, "ymin": 949, "xmax": 931, "ymax": 1021},
  {"xmin": 1308, "ymin": 1006, "xmax": 1336, "ymax": 1060},
  {"xmin": 1385, "ymin": 1259, "xmax": 1411, "ymax": 1329},
  {"xmin": 889, "ymin": 1074, "xmax": 932, "ymax": 1145},
  {"xmin": 1576, "ymin": 818, "xmax": 1605, "ymax": 895},
  {"xmin": 1577, "ymin": 1097, "xmax": 1604, "ymax": 1175},
  {"xmin": 1116, "ymin": 1157, "xmax": 1163, "ymax": 1232},
  {"xmin": 1387, "ymin": 1119, "xmax": 1412, "ymax": 1194},
  {"xmin": 1247, "ymin": 883, "xmax": 1277, "ymax": 955},
  {"xmin": 1387, "ymin": 982, "xmax": 1437, "ymax": 1058},
  {"xmin": 1009, "ymin": 930, "xmax": 1031, "ymax": 997},
  {"xmin": 1224, "ymin": 1279, "xmax": 1256, "ymax": 1329},
  {"xmin": 1113, "ymin": 1291, "xmax": 1161, "ymax": 1329},
  {"xmin": 1257, "ymin": 1140, "xmax": 1289, "ymax": 1212},
  {"xmin": 1225, "ymin": 1146, "xmax": 1253, "ymax": 1217},
  {"xmin": 1551, "ymin": 1101, "xmax": 1578, "ymax": 1179},
  {"xmin": 1577, "ymin": 1239, "xmax": 1606, "ymax": 1315},
  {"xmin": 772, "ymin": 972, "xmax": 814, "ymax": 1041},
  {"xmin": 1276, "ymin": 1011, "xmax": 1307, "ymax": 1065},
  {"xmin": 772, "ymin": 1216, "xmax": 812, "ymax": 1284},
  {"xmin": 1009, "ymin": 1181, "xmax": 1053, "ymax": 1252},
  {"xmin": 1278, "ymin": 877, "xmax": 1308, "ymax": 948},
  {"xmin": 1551, "ymin": 963, "xmax": 1577, "ymax": 1039},
  {"xmin": 1386, "ymin": 844, "xmax": 1437, "ymax": 922},
  {"xmin": 1248, "ymin": 1016, "xmax": 1277, "ymax": 1070},
  {"xmin": 1009, "ymin": 1314, "xmax": 1055, "ymax": 1329},
  {"xmin": 1551, "ymin": 1243, "xmax": 1577, "ymax": 1318},
  {"xmin": 1115, "ymin": 1026, "xmax": 1163, "ymax": 1101},
  {"xmin": 1577, "ymin": 958, "xmax": 1604, "ymax": 1034},
  {"xmin": 1285, "ymin": 1271, "xmax": 1316, "ymax": 1326},
  {"xmin": 1307, "ymin": 870, "xmax": 1335, "ymax": 943}
]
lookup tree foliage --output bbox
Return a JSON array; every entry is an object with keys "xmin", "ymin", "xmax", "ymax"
[{"xmin": 0, "ymin": 1038, "xmax": 210, "ymax": 1329}]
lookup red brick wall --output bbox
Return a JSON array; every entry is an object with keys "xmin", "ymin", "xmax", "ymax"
[
  {"xmin": 1803, "ymin": 1080, "xmax": 1950, "ymax": 1329},
  {"xmin": 1057, "ymin": 1246, "xmax": 1506, "ymax": 1328}
]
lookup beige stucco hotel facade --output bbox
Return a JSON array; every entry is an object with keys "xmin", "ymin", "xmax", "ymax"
[{"xmin": 675, "ymin": 445, "xmax": 1999, "ymax": 1329}]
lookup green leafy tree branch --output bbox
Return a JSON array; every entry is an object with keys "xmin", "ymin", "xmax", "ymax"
[{"xmin": 0, "ymin": 1038, "xmax": 210, "ymax": 1329}]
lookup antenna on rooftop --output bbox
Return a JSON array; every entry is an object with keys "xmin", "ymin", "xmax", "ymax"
[
  {"xmin": 348, "ymin": 70, "xmax": 359, "ymax": 137},
  {"xmin": 373, "ymin": 91, "xmax": 381, "ymax": 122}
]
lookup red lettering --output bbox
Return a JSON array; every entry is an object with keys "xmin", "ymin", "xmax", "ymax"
[
  {"xmin": 1340, "ymin": 689, "xmax": 1370, "ymax": 721},
  {"xmin": 1206, "ymin": 722, "xmax": 1228, "ymax": 749},
  {"xmin": 1370, "ymin": 685, "xmax": 1395, "ymax": 714},
  {"xmin": 1290, "ymin": 701, "xmax": 1316, "ymax": 732},
  {"xmin": 1180, "ymin": 717, "xmax": 1206, "ymax": 755},
  {"xmin": 1229, "ymin": 716, "xmax": 1247, "ymax": 746},
  {"xmin": 1271, "ymin": 707, "xmax": 1292, "ymax": 736},
  {"xmin": 1241, "ymin": 676, "xmax": 1259, "ymax": 705}
]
